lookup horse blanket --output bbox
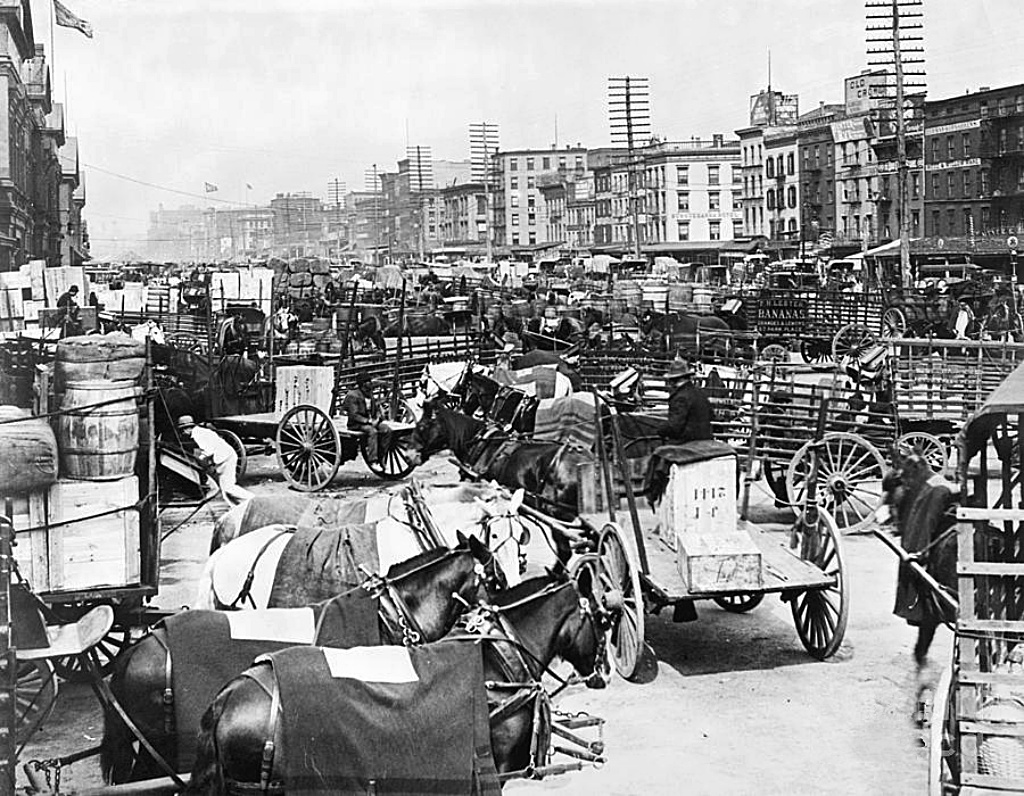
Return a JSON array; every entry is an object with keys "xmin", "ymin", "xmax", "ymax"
[
  {"xmin": 268, "ymin": 524, "xmax": 380, "ymax": 607},
  {"xmin": 164, "ymin": 591, "xmax": 379, "ymax": 770},
  {"xmin": 533, "ymin": 394, "xmax": 597, "ymax": 451},
  {"xmin": 643, "ymin": 441, "xmax": 736, "ymax": 506},
  {"xmin": 259, "ymin": 640, "xmax": 500, "ymax": 795}
]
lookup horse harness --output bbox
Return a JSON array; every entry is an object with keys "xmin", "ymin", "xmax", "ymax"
[{"xmin": 221, "ymin": 527, "xmax": 295, "ymax": 610}]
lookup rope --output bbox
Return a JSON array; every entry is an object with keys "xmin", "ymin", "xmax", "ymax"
[
  {"xmin": 160, "ymin": 492, "xmax": 221, "ymax": 542},
  {"xmin": 15, "ymin": 493, "xmax": 156, "ymax": 534},
  {"xmin": 0, "ymin": 388, "xmax": 156, "ymax": 424}
]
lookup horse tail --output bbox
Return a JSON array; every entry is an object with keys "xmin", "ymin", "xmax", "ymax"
[
  {"xmin": 186, "ymin": 686, "xmax": 231, "ymax": 795},
  {"xmin": 193, "ymin": 551, "xmax": 219, "ymax": 610}
]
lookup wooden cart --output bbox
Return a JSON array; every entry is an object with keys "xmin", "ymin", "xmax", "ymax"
[{"xmin": 929, "ymin": 360, "xmax": 1024, "ymax": 795}]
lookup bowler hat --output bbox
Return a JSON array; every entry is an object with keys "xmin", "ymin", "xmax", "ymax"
[{"xmin": 664, "ymin": 359, "xmax": 693, "ymax": 381}]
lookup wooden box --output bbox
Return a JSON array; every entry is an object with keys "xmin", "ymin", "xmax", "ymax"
[
  {"xmin": 676, "ymin": 529, "xmax": 763, "ymax": 593},
  {"xmin": 275, "ymin": 365, "xmax": 335, "ymax": 415},
  {"xmin": 10, "ymin": 477, "xmax": 140, "ymax": 593},
  {"xmin": 657, "ymin": 455, "xmax": 737, "ymax": 537}
]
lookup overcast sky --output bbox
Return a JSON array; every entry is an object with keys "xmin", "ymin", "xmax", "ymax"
[{"xmin": 40, "ymin": 0, "xmax": 1022, "ymax": 257}]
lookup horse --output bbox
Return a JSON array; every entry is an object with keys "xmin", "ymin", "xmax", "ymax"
[
  {"xmin": 409, "ymin": 399, "xmax": 593, "ymax": 538},
  {"xmin": 639, "ymin": 309, "xmax": 731, "ymax": 354},
  {"xmin": 352, "ymin": 315, "xmax": 386, "ymax": 353},
  {"xmin": 878, "ymin": 449, "xmax": 1004, "ymax": 724},
  {"xmin": 100, "ymin": 539, "xmax": 505, "ymax": 784},
  {"xmin": 186, "ymin": 569, "xmax": 605, "ymax": 793},
  {"xmin": 198, "ymin": 487, "xmax": 531, "ymax": 607}
]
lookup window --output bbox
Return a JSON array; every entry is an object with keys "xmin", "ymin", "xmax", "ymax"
[
  {"xmin": 962, "ymin": 133, "xmax": 971, "ymax": 158},
  {"xmin": 769, "ymin": 219, "xmax": 777, "ymax": 238},
  {"xmin": 527, "ymin": 195, "xmax": 536, "ymax": 208},
  {"xmin": 708, "ymin": 165, "xmax": 720, "ymax": 185},
  {"xmin": 947, "ymin": 173, "xmax": 956, "ymax": 198},
  {"xmin": 787, "ymin": 186, "xmax": 797, "ymax": 208},
  {"xmin": 709, "ymin": 220, "xmax": 721, "ymax": 240},
  {"xmin": 776, "ymin": 155, "xmax": 784, "ymax": 176},
  {"xmin": 511, "ymin": 234, "xmax": 519, "ymax": 246},
  {"xmin": 526, "ymin": 157, "xmax": 535, "ymax": 171},
  {"xmin": 733, "ymin": 219, "xmax": 743, "ymax": 238},
  {"xmin": 911, "ymin": 210, "xmax": 921, "ymax": 237},
  {"xmin": 765, "ymin": 158, "xmax": 775, "ymax": 179},
  {"xmin": 542, "ymin": 157, "xmax": 550, "ymax": 170},
  {"xmin": 732, "ymin": 167, "xmax": 741, "ymax": 184},
  {"xmin": 528, "ymin": 213, "xmax": 536, "ymax": 225},
  {"xmin": 787, "ymin": 153, "xmax": 795, "ymax": 175},
  {"xmin": 558, "ymin": 156, "xmax": 566, "ymax": 168},
  {"xmin": 510, "ymin": 158, "xmax": 518, "ymax": 172},
  {"xmin": 980, "ymin": 169, "xmax": 990, "ymax": 195},
  {"xmin": 511, "ymin": 213, "xmax": 519, "ymax": 227},
  {"xmin": 709, "ymin": 192, "xmax": 720, "ymax": 211},
  {"xmin": 947, "ymin": 135, "xmax": 956, "ymax": 160},
  {"xmin": 911, "ymin": 172, "xmax": 921, "ymax": 199},
  {"xmin": 766, "ymin": 188, "xmax": 775, "ymax": 210},
  {"xmin": 931, "ymin": 210, "xmax": 940, "ymax": 235},
  {"xmin": 575, "ymin": 156, "xmax": 583, "ymax": 168},
  {"xmin": 527, "ymin": 176, "xmax": 536, "ymax": 189},
  {"xmin": 529, "ymin": 231, "xmax": 537, "ymax": 244},
  {"xmin": 678, "ymin": 192, "xmax": 690, "ymax": 211},
  {"xmin": 677, "ymin": 221, "xmax": 689, "ymax": 240},
  {"xmin": 946, "ymin": 208, "xmax": 956, "ymax": 234},
  {"xmin": 981, "ymin": 206, "xmax": 991, "ymax": 230},
  {"xmin": 962, "ymin": 170, "xmax": 972, "ymax": 197},
  {"xmin": 963, "ymin": 208, "xmax": 973, "ymax": 234},
  {"xmin": 931, "ymin": 173, "xmax": 940, "ymax": 197},
  {"xmin": 930, "ymin": 138, "xmax": 940, "ymax": 162},
  {"xmin": 510, "ymin": 176, "xmax": 518, "ymax": 189},
  {"xmin": 511, "ymin": 194, "xmax": 519, "ymax": 207},
  {"xmin": 788, "ymin": 218, "xmax": 798, "ymax": 233},
  {"xmin": 677, "ymin": 166, "xmax": 689, "ymax": 185}
]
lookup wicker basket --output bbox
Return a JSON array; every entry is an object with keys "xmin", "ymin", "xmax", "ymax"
[{"xmin": 978, "ymin": 699, "xmax": 1024, "ymax": 778}]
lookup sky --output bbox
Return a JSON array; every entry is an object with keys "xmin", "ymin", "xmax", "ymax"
[{"xmin": 38, "ymin": 0, "xmax": 1023, "ymax": 257}]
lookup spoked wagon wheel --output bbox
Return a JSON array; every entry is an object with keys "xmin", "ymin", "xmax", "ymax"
[
  {"xmin": 786, "ymin": 432, "xmax": 886, "ymax": 533},
  {"xmin": 50, "ymin": 613, "xmax": 131, "ymax": 683},
  {"xmin": 216, "ymin": 428, "xmax": 248, "ymax": 481},
  {"xmin": 882, "ymin": 307, "xmax": 908, "ymax": 339},
  {"xmin": 896, "ymin": 431, "xmax": 949, "ymax": 476},
  {"xmin": 361, "ymin": 432, "xmax": 416, "ymax": 481},
  {"xmin": 799, "ymin": 338, "xmax": 834, "ymax": 366},
  {"xmin": 276, "ymin": 404, "xmax": 341, "ymax": 491},
  {"xmin": 758, "ymin": 343, "xmax": 789, "ymax": 365},
  {"xmin": 789, "ymin": 506, "xmax": 849, "ymax": 660},
  {"xmin": 570, "ymin": 523, "xmax": 645, "ymax": 680},
  {"xmin": 832, "ymin": 323, "xmax": 877, "ymax": 363},
  {"xmin": 713, "ymin": 593, "xmax": 765, "ymax": 613},
  {"xmin": 16, "ymin": 660, "xmax": 58, "ymax": 745}
]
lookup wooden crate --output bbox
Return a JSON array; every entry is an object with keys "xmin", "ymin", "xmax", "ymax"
[
  {"xmin": 11, "ymin": 477, "xmax": 141, "ymax": 593},
  {"xmin": 676, "ymin": 530, "xmax": 763, "ymax": 593},
  {"xmin": 656, "ymin": 455, "xmax": 737, "ymax": 537},
  {"xmin": 275, "ymin": 365, "xmax": 335, "ymax": 415}
]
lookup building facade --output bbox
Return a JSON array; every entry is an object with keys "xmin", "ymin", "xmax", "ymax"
[
  {"xmin": 798, "ymin": 104, "xmax": 843, "ymax": 248},
  {"xmin": 439, "ymin": 181, "xmax": 486, "ymax": 245}
]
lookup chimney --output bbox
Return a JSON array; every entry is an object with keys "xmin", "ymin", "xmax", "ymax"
[{"xmin": 713, "ymin": 133, "xmax": 724, "ymax": 148}]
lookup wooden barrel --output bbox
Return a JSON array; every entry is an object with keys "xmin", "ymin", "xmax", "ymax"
[
  {"xmin": 56, "ymin": 333, "xmax": 145, "ymax": 387},
  {"xmin": 58, "ymin": 381, "xmax": 139, "ymax": 480}
]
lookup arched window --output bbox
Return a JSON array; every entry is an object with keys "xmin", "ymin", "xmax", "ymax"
[
  {"xmin": 787, "ymin": 186, "xmax": 797, "ymax": 208},
  {"xmin": 766, "ymin": 189, "xmax": 775, "ymax": 210}
]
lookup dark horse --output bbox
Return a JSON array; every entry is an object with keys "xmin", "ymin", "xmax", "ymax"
[
  {"xmin": 409, "ymin": 399, "xmax": 593, "ymax": 532},
  {"xmin": 186, "ymin": 570, "xmax": 604, "ymax": 793},
  {"xmin": 638, "ymin": 309, "xmax": 732, "ymax": 356},
  {"xmin": 100, "ymin": 539, "xmax": 504, "ymax": 784}
]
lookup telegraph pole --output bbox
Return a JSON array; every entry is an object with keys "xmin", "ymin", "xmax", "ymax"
[
  {"xmin": 406, "ymin": 145, "xmax": 434, "ymax": 263},
  {"xmin": 609, "ymin": 76, "xmax": 651, "ymax": 259},
  {"xmin": 867, "ymin": 0, "xmax": 926, "ymax": 287},
  {"xmin": 470, "ymin": 122, "xmax": 500, "ymax": 262},
  {"xmin": 328, "ymin": 178, "xmax": 346, "ymax": 261},
  {"xmin": 365, "ymin": 166, "xmax": 382, "ymax": 265}
]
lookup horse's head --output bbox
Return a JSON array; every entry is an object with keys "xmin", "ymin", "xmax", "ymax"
[
  {"xmin": 551, "ymin": 566, "xmax": 607, "ymax": 689},
  {"xmin": 455, "ymin": 530, "xmax": 509, "ymax": 597},
  {"xmin": 407, "ymin": 396, "xmax": 444, "ymax": 466},
  {"xmin": 472, "ymin": 488, "xmax": 529, "ymax": 587},
  {"xmin": 547, "ymin": 443, "xmax": 595, "ymax": 521},
  {"xmin": 878, "ymin": 448, "xmax": 934, "ymax": 531}
]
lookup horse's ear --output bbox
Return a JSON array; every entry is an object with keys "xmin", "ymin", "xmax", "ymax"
[
  {"xmin": 574, "ymin": 564, "xmax": 594, "ymax": 598},
  {"xmin": 509, "ymin": 489, "xmax": 524, "ymax": 513},
  {"xmin": 455, "ymin": 529, "xmax": 469, "ymax": 547}
]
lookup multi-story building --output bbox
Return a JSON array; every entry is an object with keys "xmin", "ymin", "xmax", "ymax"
[
  {"xmin": 566, "ymin": 176, "xmax": 596, "ymax": 250},
  {"xmin": 798, "ymin": 104, "xmax": 843, "ymax": 248},
  {"xmin": 763, "ymin": 128, "xmax": 801, "ymax": 244},
  {"xmin": 831, "ymin": 114, "xmax": 878, "ymax": 249},
  {"xmin": 439, "ymin": 181, "xmax": 486, "ymax": 246},
  {"xmin": 642, "ymin": 136, "xmax": 742, "ymax": 244},
  {"xmin": 491, "ymin": 147, "xmax": 587, "ymax": 248},
  {"xmin": 146, "ymin": 205, "xmax": 206, "ymax": 261},
  {"xmin": 738, "ymin": 126, "xmax": 767, "ymax": 238},
  {"xmin": 344, "ymin": 190, "xmax": 384, "ymax": 260},
  {"xmin": 59, "ymin": 137, "xmax": 88, "ymax": 265},
  {"xmin": 923, "ymin": 83, "xmax": 1024, "ymax": 237},
  {"xmin": 589, "ymin": 147, "xmax": 629, "ymax": 248}
]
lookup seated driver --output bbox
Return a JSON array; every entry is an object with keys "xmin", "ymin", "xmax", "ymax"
[{"xmin": 344, "ymin": 370, "xmax": 381, "ymax": 459}]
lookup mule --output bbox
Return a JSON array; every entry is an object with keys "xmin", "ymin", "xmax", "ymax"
[
  {"xmin": 101, "ymin": 539, "xmax": 504, "ymax": 784},
  {"xmin": 186, "ymin": 569, "xmax": 604, "ymax": 793}
]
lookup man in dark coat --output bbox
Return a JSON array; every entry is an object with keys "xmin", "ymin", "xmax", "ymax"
[
  {"xmin": 56, "ymin": 284, "xmax": 83, "ymax": 336},
  {"xmin": 343, "ymin": 370, "xmax": 380, "ymax": 459},
  {"xmin": 657, "ymin": 358, "xmax": 713, "ymax": 444}
]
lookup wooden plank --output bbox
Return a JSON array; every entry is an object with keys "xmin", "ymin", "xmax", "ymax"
[
  {"xmin": 962, "ymin": 721, "xmax": 1024, "ymax": 738},
  {"xmin": 961, "ymin": 774, "xmax": 1024, "ymax": 791},
  {"xmin": 960, "ymin": 619, "xmax": 1024, "ymax": 633},
  {"xmin": 958, "ymin": 508, "xmax": 1024, "ymax": 521},
  {"xmin": 958, "ymin": 563, "xmax": 1024, "ymax": 577}
]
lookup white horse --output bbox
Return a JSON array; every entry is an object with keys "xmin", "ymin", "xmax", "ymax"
[
  {"xmin": 194, "ymin": 485, "xmax": 531, "ymax": 610},
  {"xmin": 130, "ymin": 320, "xmax": 165, "ymax": 345},
  {"xmin": 402, "ymin": 360, "xmax": 486, "ymax": 422}
]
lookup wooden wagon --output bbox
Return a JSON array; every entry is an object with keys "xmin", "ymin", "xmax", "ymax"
[{"xmin": 928, "ymin": 360, "xmax": 1024, "ymax": 795}]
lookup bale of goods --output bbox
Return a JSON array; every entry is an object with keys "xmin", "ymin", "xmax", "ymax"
[
  {"xmin": 309, "ymin": 259, "xmax": 331, "ymax": 275},
  {"xmin": 56, "ymin": 333, "xmax": 145, "ymax": 386},
  {"xmin": 669, "ymin": 284, "xmax": 694, "ymax": 310},
  {"xmin": 0, "ymin": 406, "xmax": 58, "ymax": 494},
  {"xmin": 288, "ymin": 286, "xmax": 314, "ymax": 299},
  {"xmin": 58, "ymin": 381, "xmax": 139, "ymax": 480},
  {"xmin": 312, "ymin": 273, "xmax": 330, "ymax": 289},
  {"xmin": 289, "ymin": 272, "xmax": 313, "ymax": 288},
  {"xmin": 289, "ymin": 258, "xmax": 310, "ymax": 274}
]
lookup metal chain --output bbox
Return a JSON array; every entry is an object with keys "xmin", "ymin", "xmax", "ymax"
[
  {"xmin": 394, "ymin": 608, "xmax": 421, "ymax": 647},
  {"xmin": 28, "ymin": 759, "xmax": 61, "ymax": 794}
]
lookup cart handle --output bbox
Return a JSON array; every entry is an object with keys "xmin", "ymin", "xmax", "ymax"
[{"xmin": 871, "ymin": 529, "xmax": 959, "ymax": 614}]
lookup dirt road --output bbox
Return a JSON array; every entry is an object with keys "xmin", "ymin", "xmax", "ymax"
[{"xmin": 19, "ymin": 454, "xmax": 937, "ymax": 795}]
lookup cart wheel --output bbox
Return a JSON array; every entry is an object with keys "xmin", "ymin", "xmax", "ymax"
[
  {"xmin": 786, "ymin": 432, "xmax": 886, "ymax": 533},
  {"xmin": 882, "ymin": 307, "xmax": 908, "ymax": 339},
  {"xmin": 51, "ymin": 623, "xmax": 131, "ymax": 683},
  {"xmin": 571, "ymin": 523, "xmax": 645, "ymax": 681},
  {"xmin": 276, "ymin": 404, "xmax": 341, "ymax": 491},
  {"xmin": 361, "ymin": 432, "xmax": 416, "ymax": 481},
  {"xmin": 790, "ymin": 506, "xmax": 849, "ymax": 660},
  {"xmin": 713, "ymin": 593, "xmax": 765, "ymax": 613},
  {"xmin": 758, "ymin": 343, "xmax": 789, "ymax": 365},
  {"xmin": 799, "ymin": 339, "xmax": 834, "ymax": 366},
  {"xmin": 216, "ymin": 428, "xmax": 248, "ymax": 481},
  {"xmin": 16, "ymin": 660, "xmax": 58, "ymax": 746},
  {"xmin": 832, "ymin": 323, "xmax": 878, "ymax": 363},
  {"xmin": 896, "ymin": 432, "xmax": 950, "ymax": 476}
]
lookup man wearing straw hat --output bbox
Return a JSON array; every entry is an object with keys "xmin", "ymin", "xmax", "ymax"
[
  {"xmin": 657, "ymin": 357, "xmax": 713, "ymax": 445},
  {"xmin": 177, "ymin": 415, "xmax": 254, "ymax": 506}
]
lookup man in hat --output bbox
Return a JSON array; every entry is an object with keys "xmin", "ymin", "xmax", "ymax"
[
  {"xmin": 343, "ymin": 370, "xmax": 380, "ymax": 459},
  {"xmin": 177, "ymin": 415, "xmax": 253, "ymax": 505},
  {"xmin": 56, "ymin": 283, "xmax": 83, "ymax": 337},
  {"xmin": 657, "ymin": 358, "xmax": 713, "ymax": 444}
]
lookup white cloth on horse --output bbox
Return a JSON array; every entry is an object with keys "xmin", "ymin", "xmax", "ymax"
[{"xmin": 189, "ymin": 425, "xmax": 253, "ymax": 505}]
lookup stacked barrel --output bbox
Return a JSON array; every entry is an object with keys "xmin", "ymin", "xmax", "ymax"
[{"xmin": 0, "ymin": 332, "xmax": 146, "ymax": 593}]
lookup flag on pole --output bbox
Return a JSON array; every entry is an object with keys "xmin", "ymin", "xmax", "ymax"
[
  {"xmin": 54, "ymin": 0, "xmax": 93, "ymax": 38},
  {"xmin": 204, "ymin": 182, "xmax": 219, "ymax": 193}
]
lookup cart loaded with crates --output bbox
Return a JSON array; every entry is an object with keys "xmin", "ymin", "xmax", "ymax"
[
  {"xmin": 0, "ymin": 331, "xmax": 164, "ymax": 756},
  {"xmin": 925, "ymin": 360, "xmax": 1024, "ymax": 795},
  {"xmin": 518, "ymin": 385, "xmax": 850, "ymax": 682}
]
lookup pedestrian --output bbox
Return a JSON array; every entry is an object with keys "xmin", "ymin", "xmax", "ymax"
[
  {"xmin": 177, "ymin": 415, "xmax": 253, "ymax": 506},
  {"xmin": 56, "ymin": 284, "xmax": 83, "ymax": 337},
  {"xmin": 657, "ymin": 358, "xmax": 714, "ymax": 444},
  {"xmin": 343, "ymin": 370, "xmax": 381, "ymax": 460}
]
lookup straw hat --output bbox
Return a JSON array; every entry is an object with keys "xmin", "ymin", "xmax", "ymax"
[{"xmin": 177, "ymin": 415, "xmax": 196, "ymax": 430}]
